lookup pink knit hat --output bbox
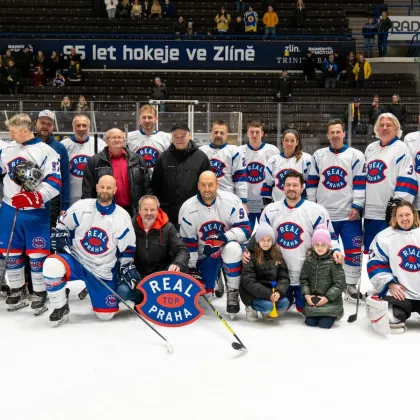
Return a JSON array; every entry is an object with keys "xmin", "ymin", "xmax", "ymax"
[{"xmin": 311, "ymin": 223, "xmax": 331, "ymax": 247}]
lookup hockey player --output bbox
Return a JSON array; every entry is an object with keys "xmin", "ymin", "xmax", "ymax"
[
  {"xmin": 262, "ymin": 128, "xmax": 312, "ymax": 202},
  {"xmin": 200, "ymin": 120, "xmax": 248, "ymax": 207},
  {"xmin": 0, "ymin": 113, "xmax": 61, "ymax": 313},
  {"xmin": 364, "ymin": 113, "xmax": 418, "ymax": 251},
  {"xmin": 0, "ymin": 138, "xmax": 9, "ymax": 295},
  {"xmin": 179, "ymin": 170, "xmax": 251, "ymax": 316},
  {"xmin": 243, "ymin": 170, "xmax": 343, "ymax": 313},
  {"xmin": 43, "ymin": 175, "xmax": 139, "ymax": 326},
  {"xmin": 367, "ymin": 199, "xmax": 420, "ymax": 334},
  {"xmin": 239, "ymin": 120, "xmax": 279, "ymax": 229},
  {"xmin": 61, "ymin": 114, "xmax": 105, "ymax": 205},
  {"xmin": 127, "ymin": 105, "xmax": 171, "ymax": 174},
  {"xmin": 404, "ymin": 112, "xmax": 420, "ymax": 213},
  {"xmin": 307, "ymin": 119, "xmax": 366, "ymax": 303}
]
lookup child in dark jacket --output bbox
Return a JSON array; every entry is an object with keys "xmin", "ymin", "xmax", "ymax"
[
  {"xmin": 300, "ymin": 224, "xmax": 346, "ymax": 329},
  {"xmin": 240, "ymin": 223, "xmax": 290, "ymax": 321}
]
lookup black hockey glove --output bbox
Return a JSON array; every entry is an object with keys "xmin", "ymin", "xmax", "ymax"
[
  {"xmin": 51, "ymin": 226, "xmax": 71, "ymax": 252},
  {"xmin": 120, "ymin": 264, "xmax": 141, "ymax": 290}
]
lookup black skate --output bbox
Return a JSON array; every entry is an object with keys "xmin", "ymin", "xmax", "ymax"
[
  {"xmin": 6, "ymin": 285, "xmax": 29, "ymax": 311},
  {"xmin": 214, "ymin": 270, "xmax": 225, "ymax": 298},
  {"xmin": 31, "ymin": 291, "xmax": 48, "ymax": 316},
  {"xmin": 0, "ymin": 283, "xmax": 10, "ymax": 297},
  {"xmin": 78, "ymin": 287, "xmax": 89, "ymax": 300},
  {"xmin": 50, "ymin": 303, "xmax": 70, "ymax": 328},
  {"xmin": 226, "ymin": 289, "xmax": 240, "ymax": 320}
]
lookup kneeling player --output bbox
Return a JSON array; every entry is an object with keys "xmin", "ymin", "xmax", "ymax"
[{"xmin": 43, "ymin": 175, "xmax": 139, "ymax": 326}]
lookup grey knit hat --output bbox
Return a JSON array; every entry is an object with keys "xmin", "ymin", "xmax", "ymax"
[{"xmin": 255, "ymin": 222, "xmax": 275, "ymax": 243}]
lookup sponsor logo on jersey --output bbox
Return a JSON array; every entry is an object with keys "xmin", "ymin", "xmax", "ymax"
[
  {"xmin": 247, "ymin": 161, "xmax": 265, "ymax": 184},
  {"xmin": 136, "ymin": 146, "xmax": 160, "ymax": 168},
  {"xmin": 80, "ymin": 227, "xmax": 109, "ymax": 255},
  {"xmin": 29, "ymin": 260, "xmax": 43, "ymax": 272},
  {"xmin": 199, "ymin": 220, "xmax": 226, "ymax": 241},
  {"xmin": 415, "ymin": 151, "xmax": 420, "ymax": 174},
  {"xmin": 398, "ymin": 245, "xmax": 420, "ymax": 272},
  {"xmin": 32, "ymin": 237, "xmax": 47, "ymax": 249},
  {"xmin": 276, "ymin": 222, "xmax": 304, "ymax": 249},
  {"xmin": 275, "ymin": 168, "xmax": 293, "ymax": 191},
  {"xmin": 210, "ymin": 159, "xmax": 226, "ymax": 178},
  {"xmin": 7, "ymin": 157, "xmax": 27, "ymax": 180},
  {"xmin": 105, "ymin": 294, "xmax": 118, "ymax": 307},
  {"xmin": 352, "ymin": 236, "xmax": 362, "ymax": 247},
  {"xmin": 136, "ymin": 272, "xmax": 205, "ymax": 327},
  {"xmin": 70, "ymin": 154, "xmax": 89, "ymax": 178},
  {"xmin": 322, "ymin": 166, "xmax": 348, "ymax": 190},
  {"xmin": 366, "ymin": 160, "xmax": 387, "ymax": 183},
  {"xmin": 6, "ymin": 256, "xmax": 24, "ymax": 269}
]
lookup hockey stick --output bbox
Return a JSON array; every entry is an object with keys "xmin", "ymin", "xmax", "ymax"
[
  {"xmin": 63, "ymin": 247, "xmax": 174, "ymax": 354},
  {"xmin": 201, "ymin": 295, "xmax": 247, "ymax": 352},
  {"xmin": 347, "ymin": 244, "xmax": 365, "ymax": 323}
]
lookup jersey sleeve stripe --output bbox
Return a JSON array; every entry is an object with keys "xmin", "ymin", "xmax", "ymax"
[
  {"xmin": 351, "ymin": 159, "xmax": 360, "ymax": 170},
  {"xmin": 182, "ymin": 217, "xmax": 192, "ymax": 226},
  {"xmin": 395, "ymin": 177, "xmax": 418, "ymax": 196},
  {"xmin": 312, "ymin": 215, "xmax": 322, "ymax": 230},
  {"xmin": 116, "ymin": 228, "xmax": 130, "ymax": 240},
  {"xmin": 73, "ymin": 213, "xmax": 80, "ymax": 227},
  {"xmin": 395, "ymin": 154, "xmax": 405, "ymax": 165}
]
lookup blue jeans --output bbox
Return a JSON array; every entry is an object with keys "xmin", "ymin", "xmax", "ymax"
[
  {"xmin": 236, "ymin": 1, "xmax": 246, "ymax": 12},
  {"xmin": 378, "ymin": 34, "xmax": 388, "ymax": 57},
  {"xmin": 285, "ymin": 285, "xmax": 304, "ymax": 310},
  {"xmin": 305, "ymin": 316, "xmax": 336, "ymax": 329},
  {"xmin": 251, "ymin": 297, "xmax": 290, "ymax": 314},
  {"xmin": 264, "ymin": 27, "xmax": 276, "ymax": 39},
  {"xmin": 364, "ymin": 38, "xmax": 373, "ymax": 58}
]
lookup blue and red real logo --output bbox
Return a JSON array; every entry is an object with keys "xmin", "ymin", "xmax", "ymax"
[
  {"xmin": 136, "ymin": 272, "xmax": 205, "ymax": 327},
  {"xmin": 210, "ymin": 159, "xmax": 226, "ymax": 178},
  {"xmin": 70, "ymin": 154, "xmax": 89, "ymax": 178},
  {"xmin": 366, "ymin": 160, "xmax": 387, "ymax": 184},
  {"xmin": 398, "ymin": 245, "xmax": 420, "ymax": 272},
  {"xmin": 136, "ymin": 146, "xmax": 160, "ymax": 169},
  {"xmin": 247, "ymin": 161, "xmax": 265, "ymax": 184},
  {"xmin": 275, "ymin": 168, "xmax": 293, "ymax": 191},
  {"xmin": 322, "ymin": 166, "xmax": 348, "ymax": 190},
  {"xmin": 7, "ymin": 157, "xmax": 27, "ymax": 180}
]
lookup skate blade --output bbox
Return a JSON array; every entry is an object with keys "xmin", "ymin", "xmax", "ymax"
[
  {"xmin": 52, "ymin": 314, "xmax": 69, "ymax": 328},
  {"xmin": 7, "ymin": 300, "xmax": 29, "ymax": 311},
  {"xmin": 33, "ymin": 306, "xmax": 48, "ymax": 316},
  {"xmin": 230, "ymin": 314, "xmax": 236, "ymax": 321}
]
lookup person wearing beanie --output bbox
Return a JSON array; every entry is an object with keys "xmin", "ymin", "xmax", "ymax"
[
  {"xmin": 299, "ymin": 223, "xmax": 346, "ymax": 329},
  {"xmin": 240, "ymin": 222, "xmax": 290, "ymax": 322}
]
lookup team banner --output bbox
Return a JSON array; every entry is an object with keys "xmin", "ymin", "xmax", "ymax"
[
  {"xmin": 1, "ymin": 39, "xmax": 356, "ymax": 70},
  {"xmin": 389, "ymin": 16, "xmax": 420, "ymax": 41}
]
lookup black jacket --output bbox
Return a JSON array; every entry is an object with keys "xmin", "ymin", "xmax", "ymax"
[
  {"xmin": 151, "ymin": 140, "xmax": 210, "ymax": 226},
  {"xmin": 292, "ymin": 7, "xmax": 307, "ymax": 27},
  {"xmin": 6, "ymin": 66, "xmax": 20, "ymax": 84},
  {"xmin": 132, "ymin": 209, "xmax": 189, "ymax": 277},
  {"xmin": 81, "ymin": 146, "xmax": 149, "ymax": 217},
  {"xmin": 276, "ymin": 77, "xmax": 292, "ymax": 97},
  {"xmin": 302, "ymin": 55, "xmax": 317, "ymax": 75},
  {"xmin": 378, "ymin": 17, "xmax": 392, "ymax": 34},
  {"xmin": 151, "ymin": 83, "xmax": 168, "ymax": 100},
  {"xmin": 368, "ymin": 104, "xmax": 385, "ymax": 125},
  {"xmin": 387, "ymin": 103, "xmax": 406, "ymax": 124}
]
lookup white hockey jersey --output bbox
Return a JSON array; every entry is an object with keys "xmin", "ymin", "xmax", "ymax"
[
  {"xmin": 262, "ymin": 152, "xmax": 312, "ymax": 202},
  {"xmin": 179, "ymin": 190, "xmax": 252, "ymax": 268},
  {"xmin": 364, "ymin": 137, "xmax": 418, "ymax": 220},
  {"xmin": 0, "ymin": 137, "xmax": 61, "ymax": 209},
  {"xmin": 61, "ymin": 136, "xmax": 106, "ymax": 205},
  {"xmin": 404, "ymin": 131, "xmax": 420, "ymax": 210},
  {"xmin": 239, "ymin": 142, "xmax": 279, "ymax": 213},
  {"xmin": 200, "ymin": 143, "xmax": 248, "ymax": 202},
  {"xmin": 368, "ymin": 226, "xmax": 420, "ymax": 300},
  {"xmin": 58, "ymin": 199, "xmax": 136, "ymax": 280},
  {"xmin": 261, "ymin": 198, "xmax": 339, "ymax": 285},
  {"xmin": 306, "ymin": 145, "xmax": 366, "ymax": 221},
  {"xmin": 127, "ymin": 129, "xmax": 171, "ymax": 174}
]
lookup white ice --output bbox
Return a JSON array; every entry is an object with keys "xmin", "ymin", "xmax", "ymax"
[{"xmin": 0, "ymin": 259, "xmax": 419, "ymax": 420}]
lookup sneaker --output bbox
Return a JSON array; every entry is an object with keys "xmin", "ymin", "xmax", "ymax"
[{"xmin": 245, "ymin": 306, "xmax": 258, "ymax": 322}]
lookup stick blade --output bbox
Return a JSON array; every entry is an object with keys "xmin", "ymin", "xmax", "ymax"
[
  {"xmin": 166, "ymin": 343, "xmax": 174, "ymax": 354},
  {"xmin": 232, "ymin": 342, "xmax": 247, "ymax": 352},
  {"xmin": 347, "ymin": 314, "xmax": 357, "ymax": 323}
]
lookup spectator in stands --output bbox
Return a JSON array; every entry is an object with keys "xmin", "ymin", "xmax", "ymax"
[
  {"xmin": 68, "ymin": 48, "xmax": 82, "ymax": 67},
  {"xmin": 353, "ymin": 53, "xmax": 371, "ymax": 89},
  {"xmin": 302, "ymin": 49, "xmax": 316, "ymax": 82},
  {"xmin": 143, "ymin": 0, "xmax": 151, "ymax": 18},
  {"xmin": 131, "ymin": 0, "xmax": 142, "ymax": 18},
  {"xmin": 344, "ymin": 51, "xmax": 357, "ymax": 86},
  {"xmin": 116, "ymin": 0, "xmax": 130, "ymax": 18},
  {"xmin": 151, "ymin": 77, "xmax": 168, "ymax": 112},
  {"xmin": 76, "ymin": 96, "xmax": 90, "ymax": 113},
  {"xmin": 33, "ymin": 65, "xmax": 46, "ymax": 87},
  {"xmin": 333, "ymin": 50, "xmax": 345, "ymax": 81},
  {"xmin": 362, "ymin": 17, "xmax": 377, "ymax": 58},
  {"xmin": 0, "ymin": 61, "xmax": 5, "ymax": 91},
  {"xmin": 387, "ymin": 94, "xmax": 406, "ymax": 136},
  {"xmin": 344, "ymin": 98, "xmax": 361, "ymax": 136},
  {"xmin": 261, "ymin": 0, "xmax": 276, "ymax": 12},
  {"xmin": 186, "ymin": 21, "xmax": 195, "ymax": 36},
  {"xmin": 174, "ymin": 16, "xmax": 186, "ymax": 37},
  {"xmin": 68, "ymin": 59, "xmax": 82, "ymax": 86},
  {"xmin": 215, "ymin": 7, "xmax": 231, "ymax": 34},
  {"xmin": 263, "ymin": 5, "xmax": 278, "ymax": 40},
  {"xmin": 5, "ymin": 60, "xmax": 20, "ymax": 95},
  {"xmin": 276, "ymin": 70, "xmax": 292, "ymax": 103},
  {"xmin": 292, "ymin": 0, "xmax": 307, "ymax": 28},
  {"xmin": 105, "ymin": 0, "xmax": 118, "ymax": 18},
  {"xmin": 150, "ymin": 0, "xmax": 162, "ymax": 18},
  {"xmin": 244, "ymin": 5, "xmax": 258, "ymax": 33},
  {"xmin": 54, "ymin": 70, "xmax": 66, "ymax": 88},
  {"xmin": 377, "ymin": 10, "xmax": 392, "ymax": 57},
  {"xmin": 322, "ymin": 54, "xmax": 338, "ymax": 89},
  {"xmin": 16, "ymin": 45, "xmax": 32, "ymax": 78},
  {"xmin": 33, "ymin": 51, "xmax": 45, "ymax": 69},
  {"xmin": 47, "ymin": 52, "xmax": 60, "ymax": 80},
  {"xmin": 162, "ymin": 0, "xmax": 175, "ymax": 18},
  {"xmin": 60, "ymin": 95, "xmax": 73, "ymax": 112},
  {"xmin": 1, "ymin": 49, "xmax": 14, "ymax": 69},
  {"xmin": 368, "ymin": 95, "xmax": 385, "ymax": 137},
  {"xmin": 232, "ymin": 15, "xmax": 245, "ymax": 33},
  {"xmin": 236, "ymin": 0, "xmax": 246, "ymax": 14}
]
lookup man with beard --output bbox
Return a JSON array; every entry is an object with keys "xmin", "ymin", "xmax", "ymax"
[{"xmin": 43, "ymin": 175, "xmax": 139, "ymax": 326}]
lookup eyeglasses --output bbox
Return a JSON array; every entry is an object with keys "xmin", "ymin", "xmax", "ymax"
[{"xmin": 107, "ymin": 136, "xmax": 125, "ymax": 140}]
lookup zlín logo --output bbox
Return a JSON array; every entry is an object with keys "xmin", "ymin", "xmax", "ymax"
[{"xmin": 136, "ymin": 272, "xmax": 205, "ymax": 327}]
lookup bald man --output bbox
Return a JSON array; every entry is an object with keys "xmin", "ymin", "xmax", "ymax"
[
  {"xmin": 43, "ymin": 175, "xmax": 139, "ymax": 326},
  {"xmin": 179, "ymin": 171, "xmax": 251, "ymax": 317}
]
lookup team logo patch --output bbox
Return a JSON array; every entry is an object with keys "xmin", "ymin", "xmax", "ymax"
[
  {"xmin": 199, "ymin": 220, "xmax": 226, "ymax": 241},
  {"xmin": 276, "ymin": 222, "xmax": 304, "ymax": 249},
  {"xmin": 351, "ymin": 255, "xmax": 361, "ymax": 266},
  {"xmin": 247, "ymin": 161, "xmax": 265, "ymax": 184},
  {"xmin": 105, "ymin": 294, "xmax": 118, "ymax": 307},
  {"xmin": 352, "ymin": 236, "xmax": 362, "ymax": 247},
  {"xmin": 322, "ymin": 166, "xmax": 348, "ymax": 190},
  {"xmin": 136, "ymin": 272, "xmax": 205, "ymax": 327},
  {"xmin": 366, "ymin": 160, "xmax": 387, "ymax": 184},
  {"xmin": 32, "ymin": 237, "xmax": 47, "ymax": 249},
  {"xmin": 80, "ymin": 227, "xmax": 109, "ymax": 255},
  {"xmin": 29, "ymin": 260, "xmax": 43, "ymax": 272},
  {"xmin": 415, "ymin": 152, "xmax": 420, "ymax": 174},
  {"xmin": 247, "ymin": 15, "xmax": 255, "ymax": 23},
  {"xmin": 136, "ymin": 146, "xmax": 160, "ymax": 169},
  {"xmin": 70, "ymin": 155, "xmax": 89, "ymax": 178},
  {"xmin": 7, "ymin": 157, "xmax": 27, "ymax": 180},
  {"xmin": 275, "ymin": 168, "xmax": 293, "ymax": 191},
  {"xmin": 6, "ymin": 256, "xmax": 24, "ymax": 269},
  {"xmin": 210, "ymin": 159, "xmax": 226, "ymax": 178},
  {"xmin": 398, "ymin": 245, "xmax": 420, "ymax": 272}
]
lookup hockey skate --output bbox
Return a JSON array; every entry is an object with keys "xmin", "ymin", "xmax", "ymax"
[
  {"xmin": 245, "ymin": 306, "xmax": 258, "ymax": 322},
  {"xmin": 50, "ymin": 303, "xmax": 70, "ymax": 328},
  {"xmin": 214, "ymin": 270, "xmax": 225, "ymax": 298},
  {"xmin": 31, "ymin": 291, "xmax": 48, "ymax": 316},
  {"xmin": 226, "ymin": 289, "xmax": 240, "ymax": 320},
  {"xmin": 0, "ymin": 260, "xmax": 9, "ymax": 297},
  {"xmin": 344, "ymin": 284, "xmax": 365, "ymax": 304},
  {"xmin": 6, "ymin": 285, "xmax": 29, "ymax": 311}
]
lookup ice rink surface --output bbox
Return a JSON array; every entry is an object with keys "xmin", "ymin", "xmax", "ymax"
[{"xmin": 1, "ymin": 260, "xmax": 419, "ymax": 420}]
